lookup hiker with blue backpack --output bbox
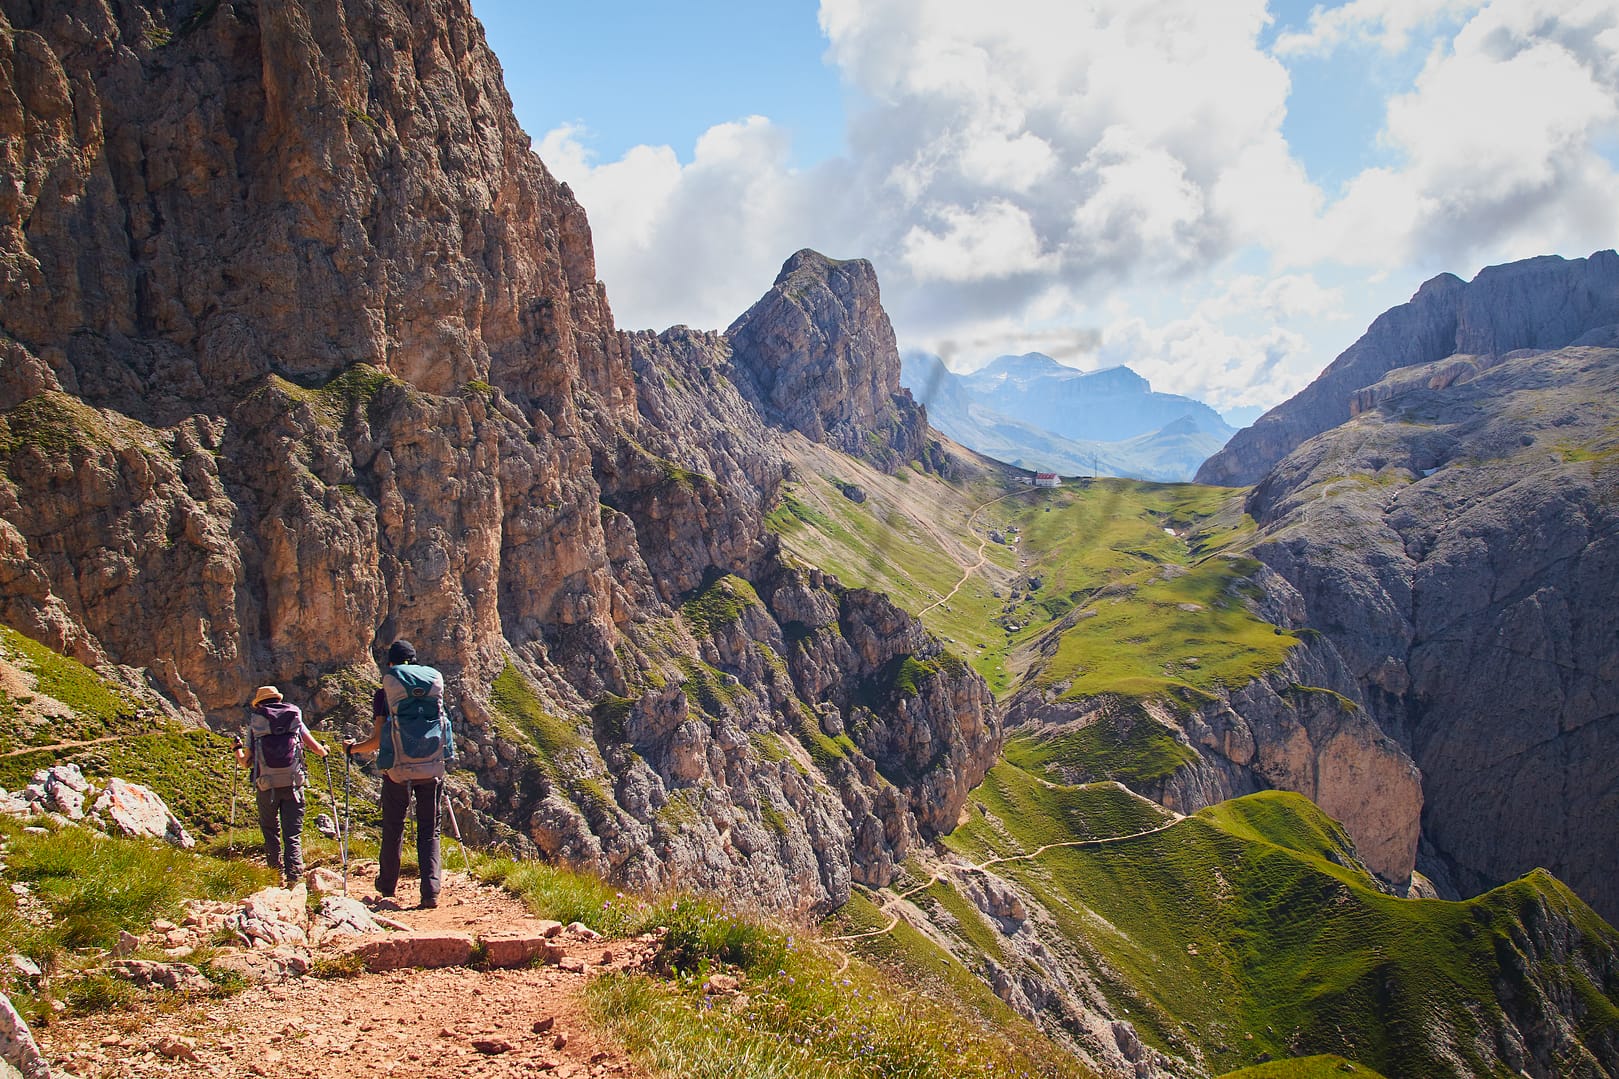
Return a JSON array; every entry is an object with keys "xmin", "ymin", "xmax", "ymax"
[
  {"xmin": 344, "ymin": 639, "xmax": 455, "ymax": 910},
  {"xmin": 237, "ymin": 685, "xmax": 329, "ymax": 886}
]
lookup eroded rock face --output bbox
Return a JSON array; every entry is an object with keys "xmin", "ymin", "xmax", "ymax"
[
  {"xmin": 727, "ymin": 250, "xmax": 932, "ymax": 474},
  {"xmin": 1197, "ymin": 251, "xmax": 1619, "ymax": 487},
  {"xmin": 0, "ymin": 0, "xmax": 1000, "ymax": 914},
  {"xmin": 1242, "ymin": 344, "xmax": 1619, "ymax": 919},
  {"xmin": 1008, "ymin": 567, "xmax": 1424, "ymax": 886}
]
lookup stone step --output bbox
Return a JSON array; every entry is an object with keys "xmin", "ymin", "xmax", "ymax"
[{"xmin": 338, "ymin": 922, "xmax": 578, "ymax": 973}]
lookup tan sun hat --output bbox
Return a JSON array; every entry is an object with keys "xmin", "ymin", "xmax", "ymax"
[{"xmin": 251, "ymin": 685, "xmax": 283, "ymax": 707}]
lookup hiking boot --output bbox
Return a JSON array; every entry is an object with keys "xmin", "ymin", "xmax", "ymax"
[
  {"xmin": 373, "ymin": 876, "xmax": 393, "ymax": 899},
  {"xmin": 419, "ymin": 896, "xmax": 439, "ymax": 910}
]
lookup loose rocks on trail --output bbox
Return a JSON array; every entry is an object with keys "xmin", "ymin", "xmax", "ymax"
[{"xmin": 38, "ymin": 873, "xmax": 654, "ymax": 1079}]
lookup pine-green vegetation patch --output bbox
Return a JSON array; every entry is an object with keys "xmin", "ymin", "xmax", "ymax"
[
  {"xmin": 792, "ymin": 705, "xmax": 858, "ymax": 772},
  {"xmin": 680, "ymin": 573, "xmax": 760, "ymax": 637},
  {"xmin": 1219, "ymin": 1056, "xmax": 1389, "ymax": 1079},
  {"xmin": 861, "ymin": 653, "xmax": 939, "ymax": 706},
  {"xmin": 677, "ymin": 658, "xmax": 749, "ymax": 719},
  {"xmin": 0, "ymin": 625, "xmax": 145, "ymax": 752},
  {"xmin": 270, "ymin": 364, "xmax": 399, "ymax": 428},
  {"xmin": 1004, "ymin": 707, "xmax": 1197, "ymax": 787},
  {"xmin": 0, "ymin": 393, "xmax": 119, "ymax": 456},
  {"xmin": 945, "ymin": 774, "xmax": 1619, "ymax": 1077},
  {"xmin": 489, "ymin": 662, "xmax": 584, "ymax": 761}
]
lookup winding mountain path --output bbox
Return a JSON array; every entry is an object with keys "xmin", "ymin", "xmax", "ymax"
[
  {"xmin": 39, "ymin": 872, "xmax": 652, "ymax": 1079},
  {"xmin": 917, "ymin": 488, "xmax": 1034, "ymax": 616},
  {"xmin": 0, "ymin": 734, "xmax": 126, "ymax": 759},
  {"xmin": 824, "ymin": 813, "xmax": 1184, "ymax": 968}
]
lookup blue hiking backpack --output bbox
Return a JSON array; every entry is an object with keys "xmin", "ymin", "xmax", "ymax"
[{"xmin": 379, "ymin": 664, "xmax": 454, "ymax": 781}]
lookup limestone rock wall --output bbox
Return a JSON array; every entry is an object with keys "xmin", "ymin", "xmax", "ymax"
[
  {"xmin": 727, "ymin": 250, "xmax": 931, "ymax": 474},
  {"xmin": 1242, "ymin": 344, "xmax": 1619, "ymax": 920},
  {"xmin": 0, "ymin": 0, "xmax": 1001, "ymax": 909}
]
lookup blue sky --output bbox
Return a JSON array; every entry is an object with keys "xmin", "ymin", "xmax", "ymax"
[{"xmin": 471, "ymin": 1, "xmax": 1619, "ymax": 414}]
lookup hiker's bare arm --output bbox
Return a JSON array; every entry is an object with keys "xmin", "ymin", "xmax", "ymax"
[{"xmin": 300, "ymin": 727, "xmax": 328, "ymax": 757}]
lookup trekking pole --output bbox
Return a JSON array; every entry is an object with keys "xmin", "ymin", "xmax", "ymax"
[
  {"xmin": 440, "ymin": 782, "xmax": 471, "ymax": 874},
  {"xmin": 228, "ymin": 736, "xmax": 241, "ymax": 856},
  {"xmin": 322, "ymin": 754, "xmax": 349, "ymax": 897},
  {"xmin": 342, "ymin": 746, "xmax": 353, "ymax": 898}
]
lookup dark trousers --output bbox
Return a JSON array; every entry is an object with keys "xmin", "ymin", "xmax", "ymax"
[
  {"xmin": 254, "ymin": 785, "xmax": 305, "ymax": 880},
  {"xmin": 378, "ymin": 774, "xmax": 442, "ymax": 903}
]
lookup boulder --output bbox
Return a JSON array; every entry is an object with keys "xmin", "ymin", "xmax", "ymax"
[
  {"xmin": 27, "ymin": 765, "xmax": 88, "ymax": 820},
  {"xmin": 310, "ymin": 896, "xmax": 386, "ymax": 942},
  {"xmin": 89, "ymin": 779, "xmax": 193, "ymax": 848},
  {"xmin": 109, "ymin": 959, "xmax": 213, "ymax": 993},
  {"xmin": 234, "ymin": 884, "xmax": 309, "ymax": 947},
  {"xmin": 0, "ymin": 992, "xmax": 50, "ymax": 1079}
]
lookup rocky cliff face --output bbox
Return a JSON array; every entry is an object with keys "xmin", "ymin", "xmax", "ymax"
[
  {"xmin": 1008, "ymin": 564, "xmax": 1424, "ymax": 886},
  {"xmin": 0, "ymin": 0, "xmax": 999, "ymax": 912},
  {"xmin": 1241, "ymin": 342, "xmax": 1619, "ymax": 919},
  {"xmin": 727, "ymin": 250, "xmax": 935, "ymax": 474},
  {"xmin": 1197, "ymin": 251, "xmax": 1619, "ymax": 486}
]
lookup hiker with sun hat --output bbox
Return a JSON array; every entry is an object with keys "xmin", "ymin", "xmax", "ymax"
[{"xmin": 237, "ymin": 685, "xmax": 328, "ymax": 886}]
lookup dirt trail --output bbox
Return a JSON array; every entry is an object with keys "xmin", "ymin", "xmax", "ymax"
[
  {"xmin": 918, "ymin": 488, "xmax": 1030, "ymax": 616},
  {"xmin": 0, "ymin": 734, "xmax": 127, "ymax": 760},
  {"xmin": 824, "ymin": 814, "xmax": 1184, "ymax": 969},
  {"xmin": 39, "ymin": 875, "xmax": 653, "ymax": 1079}
]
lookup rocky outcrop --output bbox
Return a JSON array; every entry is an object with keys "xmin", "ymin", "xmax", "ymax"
[
  {"xmin": 727, "ymin": 250, "xmax": 933, "ymax": 474},
  {"xmin": 1009, "ymin": 567, "xmax": 1423, "ymax": 885},
  {"xmin": 1197, "ymin": 250, "xmax": 1619, "ymax": 486},
  {"xmin": 0, "ymin": 0, "xmax": 998, "ymax": 914},
  {"xmin": 1241, "ymin": 342, "xmax": 1619, "ymax": 919}
]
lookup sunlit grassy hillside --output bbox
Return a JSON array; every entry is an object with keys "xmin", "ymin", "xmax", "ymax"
[
  {"xmin": 922, "ymin": 767, "xmax": 1619, "ymax": 1077},
  {"xmin": 767, "ymin": 447, "xmax": 1296, "ymax": 706}
]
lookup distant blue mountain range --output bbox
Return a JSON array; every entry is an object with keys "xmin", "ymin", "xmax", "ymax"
[{"xmin": 901, "ymin": 351, "xmax": 1236, "ymax": 481}]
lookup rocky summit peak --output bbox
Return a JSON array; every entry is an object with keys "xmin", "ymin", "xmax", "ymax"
[
  {"xmin": 1198, "ymin": 248, "xmax": 1619, "ymax": 486},
  {"xmin": 726, "ymin": 249, "xmax": 933, "ymax": 472}
]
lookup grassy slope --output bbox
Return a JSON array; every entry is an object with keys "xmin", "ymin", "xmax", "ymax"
[
  {"xmin": 1219, "ymin": 1057, "xmax": 1389, "ymax": 1079},
  {"xmin": 944, "ymin": 775, "xmax": 1619, "ymax": 1077},
  {"xmin": 769, "ymin": 437, "xmax": 1025, "ymax": 690},
  {"xmin": 1002, "ymin": 481, "xmax": 1295, "ymax": 705},
  {"xmin": 767, "ymin": 451, "xmax": 1296, "ymax": 707}
]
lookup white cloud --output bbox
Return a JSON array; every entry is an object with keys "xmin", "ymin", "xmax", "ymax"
[
  {"xmin": 530, "ymin": 0, "xmax": 1619, "ymax": 412},
  {"xmin": 1274, "ymin": 0, "xmax": 1484, "ymax": 56},
  {"xmin": 901, "ymin": 200, "xmax": 1056, "ymax": 282},
  {"xmin": 539, "ymin": 116, "xmax": 847, "ymax": 332},
  {"xmin": 1097, "ymin": 306, "xmax": 1318, "ymax": 413},
  {"xmin": 1307, "ymin": 0, "xmax": 1619, "ymax": 269}
]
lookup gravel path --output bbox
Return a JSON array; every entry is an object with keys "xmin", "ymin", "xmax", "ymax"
[{"xmin": 39, "ymin": 875, "xmax": 655, "ymax": 1079}]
